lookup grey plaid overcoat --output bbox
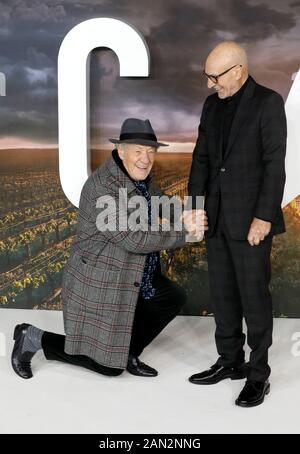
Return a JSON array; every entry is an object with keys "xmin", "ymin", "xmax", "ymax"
[{"xmin": 62, "ymin": 155, "xmax": 187, "ymax": 369}]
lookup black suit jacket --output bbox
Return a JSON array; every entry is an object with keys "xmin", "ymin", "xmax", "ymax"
[{"xmin": 188, "ymin": 76, "xmax": 287, "ymax": 240}]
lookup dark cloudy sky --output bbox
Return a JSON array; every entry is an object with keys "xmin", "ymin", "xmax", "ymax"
[{"xmin": 0, "ymin": 0, "xmax": 299, "ymax": 151}]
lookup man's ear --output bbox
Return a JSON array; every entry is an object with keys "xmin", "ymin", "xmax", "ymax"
[{"xmin": 236, "ymin": 66, "xmax": 243, "ymax": 81}]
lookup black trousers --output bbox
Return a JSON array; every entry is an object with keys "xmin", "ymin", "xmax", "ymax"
[
  {"xmin": 42, "ymin": 273, "xmax": 186, "ymax": 376},
  {"xmin": 205, "ymin": 203, "xmax": 273, "ymax": 382}
]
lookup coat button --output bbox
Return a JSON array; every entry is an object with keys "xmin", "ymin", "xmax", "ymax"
[
  {"xmin": 220, "ymin": 167, "xmax": 226, "ymax": 172},
  {"xmin": 81, "ymin": 257, "xmax": 87, "ymax": 264},
  {"xmin": 134, "ymin": 282, "xmax": 140, "ymax": 287}
]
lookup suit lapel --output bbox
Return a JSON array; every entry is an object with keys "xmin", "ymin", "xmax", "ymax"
[{"xmin": 223, "ymin": 76, "xmax": 256, "ymax": 161}]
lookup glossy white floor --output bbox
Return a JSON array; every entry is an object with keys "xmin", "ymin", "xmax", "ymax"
[{"xmin": 0, "ymin": 309, "xmax": 299, "ymax": 434}]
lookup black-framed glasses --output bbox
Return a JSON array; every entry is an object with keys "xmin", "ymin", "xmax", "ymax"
[{"xmin": 202, "ymin": 64, "xmax": 242, "ymax": 84}]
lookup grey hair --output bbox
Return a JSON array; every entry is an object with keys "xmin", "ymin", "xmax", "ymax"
[{"xmin": 117, "ymin": 142, "xmax": 127, "ymax": 153}]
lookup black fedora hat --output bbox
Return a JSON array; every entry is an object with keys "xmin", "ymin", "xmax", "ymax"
[{"xmin": 109, "ymin": 118, "xmax": 168, "ymax": 148}]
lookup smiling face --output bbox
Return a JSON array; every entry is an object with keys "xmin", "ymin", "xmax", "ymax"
[
  {"xmin": 204, "ymin": 42, "xmax": 248, "ymax": 99},
  {"xmin": 117, "ymin": 143, "xmax": 157, "ymax": 181},
  {"xmin": 205, "ymin": 59, "xmax": 243, "ymax": 99}
]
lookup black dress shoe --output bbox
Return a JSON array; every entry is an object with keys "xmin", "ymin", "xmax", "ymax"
[
  {"xmin": 189, "ymin": 363, "xmax": 246, "ymax": 385},
  {"xmin": 126, "ymin": 355, "xmax": 158, "ymax": 377},
  {"xmin": 235, "ymin": 380, "xmax": 270, "ymax": 407},
  {"xmin": 11, "ymin": 324, "xmax": 35, "ymax": 379}
]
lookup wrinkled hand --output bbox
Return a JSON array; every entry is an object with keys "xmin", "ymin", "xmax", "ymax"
[
  {"xmin": 247, "ymin": 217, "xmax": 271, "ymax": 246},
  {"xmin": 181, "ymin": 209, "xmax": 208, "ymax": 240}
]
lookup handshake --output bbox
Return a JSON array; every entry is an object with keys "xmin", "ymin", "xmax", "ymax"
[{"xmin": 180, "ymin": 209, "xmax": 208, "ymax": 242}]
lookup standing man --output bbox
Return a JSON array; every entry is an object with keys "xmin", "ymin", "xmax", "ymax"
[{"xmin": 188, "ymin": 42, "xmax": 287, "ymax": 407}]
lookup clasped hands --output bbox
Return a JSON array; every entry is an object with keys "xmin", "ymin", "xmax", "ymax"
[{"xmin": 180, "ymin": 209, "xmax": 208, "ymax": 240}]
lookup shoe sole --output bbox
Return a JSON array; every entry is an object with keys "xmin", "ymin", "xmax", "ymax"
[
  {"xmin": 189, "ymin": 371, "xmax": 246, "ymax": 385},
  {"xmin": 11, "ymin": 324, "xmax": 32, "ymax": 379},
  {"xmin": 11, "ymin": 324, "xmax": 22, "ymax": 377},
  {"xmin": 235, "ymin": 383, "xmax": 271, "ymax": 407},
  {"xmin": 13, "ymin": 324, "xmax": 21, "ymax": 341}
]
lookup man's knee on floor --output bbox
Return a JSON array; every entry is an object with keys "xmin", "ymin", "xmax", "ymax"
[
  {"xmin": 109, "ymin": 368, "xmax": 124, "ymax": 377},
  {"xmin": 93, "ymin": 362, "xmax": 124, "ymax": 377}
]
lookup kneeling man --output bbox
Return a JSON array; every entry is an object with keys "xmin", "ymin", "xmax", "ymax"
[{"xmin": 11, "ymin": 118, "xmax": 207, "ymax": 379}]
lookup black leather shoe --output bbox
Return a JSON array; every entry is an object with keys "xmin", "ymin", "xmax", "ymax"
[
  {"xmin": 235, "ymin": 380, "xmax": 270, "ymax": 407},
  {"xmin": 189, "ymin": 363, "xmax": 246, "ymax": 385},
  {"xmin": 11, "ymin": 323, "xmax": 36, "ymax": 379},
  {"xmin": 126, "ymin": 355, "xmax": 158, "ymax": 377}
]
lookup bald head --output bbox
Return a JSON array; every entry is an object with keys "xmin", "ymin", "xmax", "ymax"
[
  {"xmin": 204, "ymin": 41, "xmax": 249, "ymax": 99},
  {"xmin": 206, "ymin": 42, "xmax": 248, "ymax": 73}
]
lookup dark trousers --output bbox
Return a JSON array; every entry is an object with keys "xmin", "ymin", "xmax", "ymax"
[
  {"xmin": 205, "ymin": 204, "xmax": 273, "ymax": 382},
  {"xmin": 42, "ymin": 273, "xmax": 186, "ymax": 376}
]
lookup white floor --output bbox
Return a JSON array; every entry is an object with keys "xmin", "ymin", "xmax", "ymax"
[{"xmin": 0, "ymin": 310, "xmax": 299, "ymax": 434}]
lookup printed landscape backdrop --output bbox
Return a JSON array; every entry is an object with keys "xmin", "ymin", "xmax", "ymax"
[{"xmin": 0, "ymin": 0, "xmax": 299, "ymax": 316}]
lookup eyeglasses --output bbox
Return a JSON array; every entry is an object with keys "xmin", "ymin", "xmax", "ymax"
[{"xmin": 202, "ymin": 64, "xmax": 242, "ymax": 84}]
